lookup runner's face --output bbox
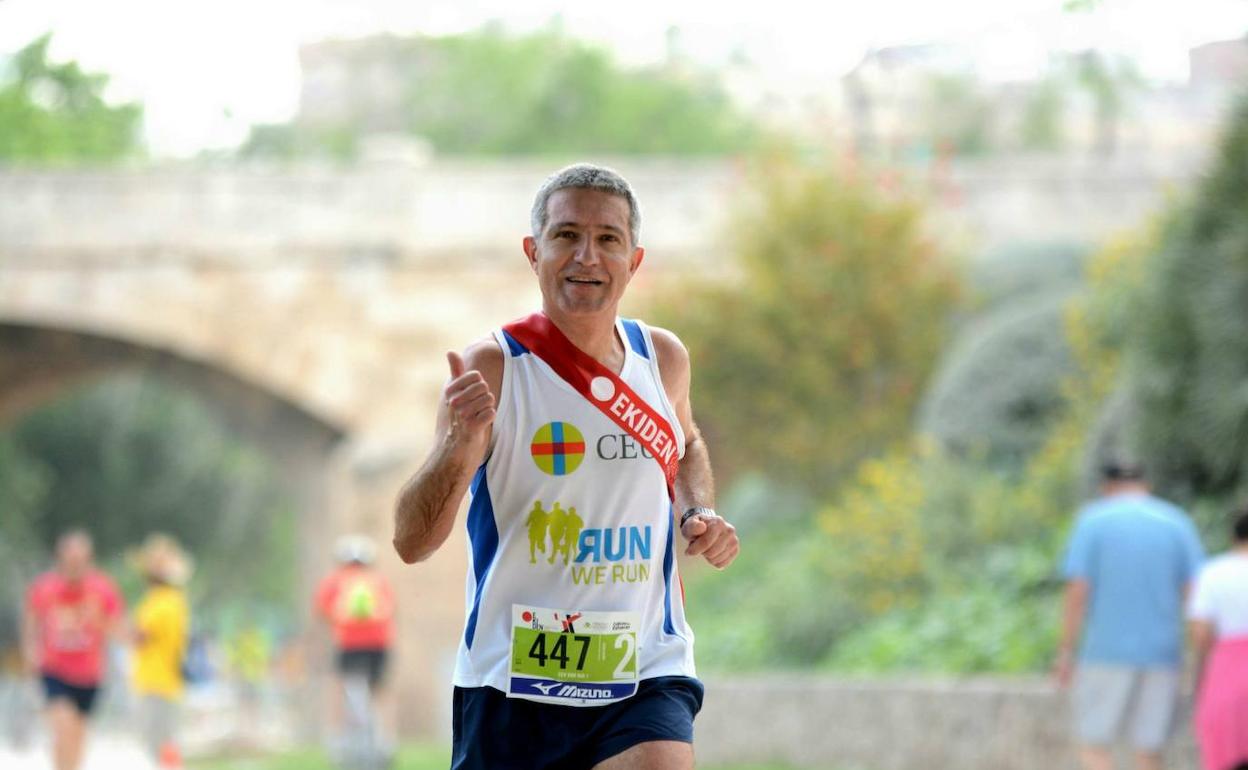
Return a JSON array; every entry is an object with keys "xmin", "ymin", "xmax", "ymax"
[
  {"xmin": 57, "ymin": 536, "xmax": 92, "ymax": 581},
  {"xmin": 525, "ymin": 188, "xmax": 643, "ymax": 317}
]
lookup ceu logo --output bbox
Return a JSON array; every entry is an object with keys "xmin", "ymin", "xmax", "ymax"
[{"xmin": 530, "ymin": 422, "xmax": 586, "ymax": 476}]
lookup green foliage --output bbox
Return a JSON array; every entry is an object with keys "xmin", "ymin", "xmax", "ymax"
[
  {"xmin": 1122, "ymin": 93, "xmax": 1248, "ymax": 501},
  {"xmin": 685, "ymin": 98, "xmax": 1248, "ymax": 677},
  {"xmin": 242, "ymin": 27, "xmax": 758, "ymax": 159},
  {"xmin": 0, "ymin": 374, "xmax": 298, "ymax": 615},
  {"xmin": 651, "ymin": 157, "xmax": 961, "ymax": 497},
  {"xmin": 0, "ymin": 34, "xmax": 143, "ymax": 164},
  {"xmin": 825, "ymin": 556, "xmax": 1059, "ymax": 674},
  {"xmin": 686, "ymin": 225, "xmax": 1145, "ymax": 674},
  {"xmin": 0, "ymin": 437, "xmax": 51, "ymax": 646},
  {"xmin": 919, "ymin": 293, "xmax": 1075, "ymax": 465},
  {"xmin": 683, "ymin": 478, "xmax": 828, "ymax": 668}
]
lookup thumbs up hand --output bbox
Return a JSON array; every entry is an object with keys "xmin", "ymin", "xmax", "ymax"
[{"xmin": 444, "ymin": 350, "xmax": 496, "ymax": 447}]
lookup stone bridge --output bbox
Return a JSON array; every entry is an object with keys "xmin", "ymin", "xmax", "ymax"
[{"xmin": 0, "ymin": 155, "xmax": 1198, "ymax": 737}]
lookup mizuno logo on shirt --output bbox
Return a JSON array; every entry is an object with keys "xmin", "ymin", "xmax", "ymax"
[{"xmin": 531, "ymin": 682, "xmax": 614, "ymax": 699}]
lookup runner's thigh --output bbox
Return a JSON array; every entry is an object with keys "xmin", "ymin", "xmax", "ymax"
[{"xmin": 592, "ymin": 740, "xmax": 693, "ymax": 770}]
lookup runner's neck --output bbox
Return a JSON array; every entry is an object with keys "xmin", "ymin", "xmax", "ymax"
[{"xmin": 540, "ymin": 305, "xmax": 625, "ymax": 374}]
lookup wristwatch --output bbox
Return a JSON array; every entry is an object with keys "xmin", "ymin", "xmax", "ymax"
[{"xmin": 680, "ymin": 506, "xmax": 716, "ymax": 528}]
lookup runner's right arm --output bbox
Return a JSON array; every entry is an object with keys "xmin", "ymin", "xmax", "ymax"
[
  {"xmin": 19, "ymin": 600, "xmax": 38, "ymax": 675},
  {"xmin": 393, "ymin": 339, "xmax": 502, "ymax": 564}
]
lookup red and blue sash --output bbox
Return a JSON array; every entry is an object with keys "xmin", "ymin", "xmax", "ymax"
[{"xmin": 502, "ymin": 313, "xmax": 679, "ymax": 501}]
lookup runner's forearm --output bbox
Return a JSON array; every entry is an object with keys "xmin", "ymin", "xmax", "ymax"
[
  {"xmin": 1059, "ymin": 580, "xmax": 1087, "ymax": 655},
  {"xmin": 19, "ymin": 606, "xmax": 38, "ymax": 669},
  {"xmin": 674, "ymin": 429, "xmax": 715, "ymax": 515},
  {"xmin": 393, "ymin": 438, "xmax": 482, "ymax": 563}
]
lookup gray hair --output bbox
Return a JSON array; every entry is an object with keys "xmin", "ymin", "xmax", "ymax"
[{"xmin": 530, "ymin": 163, "xmax": 641, "ymax": 246}]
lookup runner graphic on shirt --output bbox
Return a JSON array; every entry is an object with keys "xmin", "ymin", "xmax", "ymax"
[
  {"xmin": 546, "ymin": 502, "xmax": 569, "ymax": 565},
  {"xmin": 552, "ymin": 506, "xmax": 583, "ymax": 566},
  {"xmin": 524, "ymin": 501, "xmax": 550, "ymax": 564}
]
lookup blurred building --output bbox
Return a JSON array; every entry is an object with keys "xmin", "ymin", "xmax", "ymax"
[
  {"xmin": 299, "ymin": 35, "xmax": 425, "ymax": 133},
  {"xmin": 834, "ymin": 38, "xmax": 1247, "ymax": 163},
  {"xmin": 1189, "ymin": 37, "xmax": 1248, "ymax": 88},
  {"xmin": 841, "ymin": 44, "xmax": 977, "ymax": 159}
]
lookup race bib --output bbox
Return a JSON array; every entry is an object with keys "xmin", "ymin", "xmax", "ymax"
[{"xmin": 508, "ymin": 605, "xmax": 639, "ymax": 706}]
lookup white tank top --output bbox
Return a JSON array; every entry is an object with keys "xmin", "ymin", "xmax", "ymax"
[{"xmin": 452, "ymin": 318, "xmax": 697, "ymax": 693}]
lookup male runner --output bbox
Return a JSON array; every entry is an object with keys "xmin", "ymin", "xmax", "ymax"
[
  {"xmin": 22, "ymin": 530, "xmax": 124, "ymax": 770},
  {"xmin": 394, "ymin": 163, "xmax": 739, "ymax": 769},
  {"xmin": 315, "ymin": 533, "xmax": 397, "ymax": 762}
]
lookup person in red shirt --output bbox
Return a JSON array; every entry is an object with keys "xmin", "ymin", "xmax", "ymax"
[
  {"xmin": 21, "ymin": 530, "xmax": 124, "ymax": 770},
  {"xmin": 314, "ymin": 535, "xmax": 396, "ymax": 749}
]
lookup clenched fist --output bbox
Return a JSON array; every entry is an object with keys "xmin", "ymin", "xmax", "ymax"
[{"xmin": 682, "ymin": 511, "xmax": 739, "ymax": 570}]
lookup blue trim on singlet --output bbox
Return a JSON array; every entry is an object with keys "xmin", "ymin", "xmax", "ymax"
[
  {"xmin": 662, "ymin": 505, "xmax": 677, "ymax": 636},
  {"xmin": 464, "ymin": 464, "xmax": 499, "ymax": 650},
  {"xmin": 621, "ymin": 319, "xmax": 650, "ymax": 359},
  {"xmin": 501, "ymin": 330, "xmax": 529, "ymax": 357}
]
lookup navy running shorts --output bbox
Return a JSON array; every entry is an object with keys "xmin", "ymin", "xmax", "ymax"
[
  {"xmin": 41, "ymin": 673, "xmax": 100, "ymax": 716},
  {"xmin": 452, "ymin": 675, "xmax": 704, "ymax": 769}
]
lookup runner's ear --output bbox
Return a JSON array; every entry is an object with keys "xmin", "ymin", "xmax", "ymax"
[
  {"xmin": 629, "ymin": 246, "xmax": 645, "ymax": 276},
  {"xmin": 523, "ymin": 236, "xmax": 539, "ymax": 271}
]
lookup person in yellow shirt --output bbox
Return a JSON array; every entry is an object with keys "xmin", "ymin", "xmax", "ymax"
[{"xmin": 129, "ymin": 534, "xmax": 192, "ymax": 768}]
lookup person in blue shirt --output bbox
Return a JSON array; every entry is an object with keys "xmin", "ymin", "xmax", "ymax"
[{"xmin": 1057, "ymin": 460, "xmax": 1206, "ymax": 770}]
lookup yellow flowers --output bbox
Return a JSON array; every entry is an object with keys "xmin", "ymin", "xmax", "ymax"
[{"xmin": 817, "ymin": 448, "xmax": 925, "ymax": 616}]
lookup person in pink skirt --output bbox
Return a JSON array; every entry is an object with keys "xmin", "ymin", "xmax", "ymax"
[{"xmin": 1189, "ymin": 507, "xmax": 1248, "ymax": 770}]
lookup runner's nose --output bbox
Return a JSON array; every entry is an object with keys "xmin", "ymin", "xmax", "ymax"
[{"xmin": 573, "ymin": 240, "xmax": 600, "ymax": 266}]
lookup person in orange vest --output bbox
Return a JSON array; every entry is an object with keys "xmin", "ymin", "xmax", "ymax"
[{"xmin": 314, "ymin": 535, "xmax": 396, "ymax": 749}]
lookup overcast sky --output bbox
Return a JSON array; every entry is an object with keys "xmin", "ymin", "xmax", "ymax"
[{"xmin": 2, "ymin": 0, "xmax": 1245, "ymax": 156}]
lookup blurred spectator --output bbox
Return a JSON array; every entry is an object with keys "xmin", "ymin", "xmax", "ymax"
[
  {"xmin": 1188, "ymin": 507, "xmax": 1248, "ymax": 770},
  {"xmin": 314, "ymin": 534, "xmax": 396, "ymax": 746},
  {"xmin": 128, "ymin": 534, "xmax": 192, "ymax": 768},
  {"xmin": 1057, "ymin": 461, "xmax": 1206, "ymax": 770},
  {"xmin": 20, "ymin": 530, "xmax": 124, "ymax": 770},
  {"xmin": 226, "ymin": 619, "xmax": 271, "ymax": 748}
]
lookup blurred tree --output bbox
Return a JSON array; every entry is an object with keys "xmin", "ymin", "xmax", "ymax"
[
  {"xmin": 238, "ymin": 123, "xmax": 361, "ymax": 162},
  {"xmin": 1071, "ymin": 51, "xmax": 1142, "ymax": 157},
  {"xmin": 0, "ymin": 34, "xmax": 143, "ymax": 164},
  {"xmin": 1123, "ymin": 94, "xmax": 1248, "ymax": 500},
  {"xmin": 919, "ymin": 294, "xmax": 1075, "ymax": 465},
  {"xmin": 0, "ymin": 438, "xmax": 50, "ymax": 648},
  {"xmin": 650, "ymin": 156, "xmax": 961, "ymax": 498},
  {"xmin": 0, "ymin": 374, "xmax": 297, "ymax": 611},
  {"xmin": 1018, "ymin": 75, "xmax": 1067, "ymax": 151},
  {"xmin": 241, "ymin": 27, "xmax": 758, "ymax": 159},
  {"xmin": 919, "ymin": 74, "xmax": 993, "ymax": 156}
]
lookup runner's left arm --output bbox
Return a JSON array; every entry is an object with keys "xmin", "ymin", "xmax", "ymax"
[{"xmin": 651, "ymin": 327, "xmax": 739, "ymax": 570}]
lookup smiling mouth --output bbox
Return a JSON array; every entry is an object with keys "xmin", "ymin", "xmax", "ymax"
[{"xmin": 566, "ymin": 277, "xmax": 604, "ymax": 286}]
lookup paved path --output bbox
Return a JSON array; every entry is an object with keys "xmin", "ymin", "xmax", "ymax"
[{"xmin": 0, "ymin": 733, "xmax": 155, "ymax": 770}]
